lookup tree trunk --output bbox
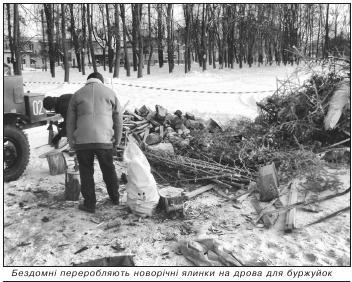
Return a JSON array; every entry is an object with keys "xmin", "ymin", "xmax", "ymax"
[
  {"xmin": 157, "ymin": 4, "xmax": 164, "ymax": 68},
  {"xmin": 147, "ymin": 4, "xmax": 153, "ymax": 75},
  {"xmin": 13, "ymin": 4, "xmax": 21, "ymax": 75},
  {"xmin": 44, "ymin": 4, "xmax": 55, "ymax": 77},
  {"xmin": 201, "ymin": 4, "xmax": 207, "ymax": 71},
  {"xmin": 316, "ymin": 4, "xmax": 322, "ymax": 58},
  {"xmin": 106, "ymin": 4, "xmax": 114, "ymax": 73},
  {"xmin": 167, "ymin": 4, "xmax": 174, "ymax": 73},
  {"xmin": 69, "ymin": 4, "xmax": 81, "ymax": 72},
  {"xmin": 61, "ymin": 4, "xmax": 69, "ymax": 82},
  {"xmin": 183, "ymin": 4, "xmax": 192, "ymax": 73},
  {"xmin": 6, "ymin": 4, "xmax": 14, "ymax": 66},
  {"xmin": 120, "ymin": 4, "xmax": 130, "ymax": 76},
  {"xmin": 323, "ymin": 4, "xmax": 329, "ymax": 58},
  {"xmin": 136, "ymin": 4, "xmax": 143, "ymax": 78},
  {"xmin": 87, "ymin": 4, "xmax": 97, "ymax": 72},
  {"xmin": 238, "ymin": 5, "xmax": 244, "ymax": 69},
  {"xmin": 113, "ymin": 4, "xmax": 121, "ymax": 78},
  {"xmin": 81, "ymin": 4, "xmax": 86, "ymax": 75},
  {"xmin": 41, "ymin": 9, "xmax": 48, "ymax": 71},
  {"xmin": 131, "ymin": 5, "xmax": 138, "ymax": 72},
  {"xmin": 55, "ymin": 5, "xmax": 61, "ymax": 65}
]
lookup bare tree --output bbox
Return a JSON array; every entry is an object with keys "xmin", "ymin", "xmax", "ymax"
[
  {"xmin": 87, "ymin": 4, "xmax": 97, "ymax": 72},
  {"xmin": 113, "ymin": 4, "xmax": 121, "ymax": 78},
  {"xmin": 166, "ymin": 4, "xmax": 174, "ymax": 73},
  {"xmin": 133, "ymin": 4, "xmax": 143, "ymax": 78},
  {"xmin": 69, "ymin": 4, "xmax": 81, "ymax": 71},
  {"xmin": 157, "ymin": 4, "xmax": 164, "ymax": 67},
  {"xmin": 81, "ymin": 4, "xmax": 86, "ymax": 75},
  {"xmin": 106, "ymin": 4, "xmax": 114, "ymax": 73},
  {"xmin": 147, "ymin": 4, "xmax": 153, "ymax": 75},
  {"xmin": 120, "ymin": 4, "xmax": 130, "ymax": 76},
  {"xmin": 183, "ymin": 4, "xmax": 192, "ymax": 73},
  {"xmin": 44, "ymin": 4, "xmax": 55, "ymax": 77},
  {"xmin": 323, "ymin": 4, "xmax": 330, "ymax": 58},
  {"xmin": 6, "ymin": 4, "xmax": 14, "ymax": 66},
  {"xmin": 13, "ymin": 4, "xmax": 22, "ymax": 74},
  {"xmin": 61, "ymin": 4, "xmax": 69, "ymax": 82},
  {"xmin": 41, "ymin": 9, "xmax": 48, "ymax": 71}
]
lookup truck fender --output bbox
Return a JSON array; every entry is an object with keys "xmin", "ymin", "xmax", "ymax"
[{"xmin": 4, "ymin": 112, "xmax": 30, "ymax": 127}]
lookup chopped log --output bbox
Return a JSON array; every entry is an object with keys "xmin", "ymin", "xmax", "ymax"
[
  {"xmin": 257, "ymin": 163, "xmax": 279, "ymax": 202},
  {"xmin": 143, "ymin": 128, "xmax": 150, "ymax": 143},
  {"xmin": 155, "ymin": 105, "xmax": 168, "ymax": 122},
  {"xmin": 185, "ymin": 112, "xmax": 195, "ymax": 120},
  {"xmin": 65, "ymin": 169, "xmax": 81, "ymax": 201},
  {"xmin": 46, "ymin": 151, "xmax": 66, "ymax": 175},
  {"xmin": 146, "ymin": 111, "xmax": 156, "ymax": 121},
  {"xmin": 174, "ymin": 110, "xmax": 182, "ymax": 118},
  {"xmin": 182, "ymin": 184, "xmax": 214, "ymax": 200},
  {"xmin": 147, "ymin": 143, "xmax": 175, "ymax": 155},
  {"xmin": 159, "ymin": 187, "xmax": 185, "ymax": 213},
  {"xmin": 164, "ymin": 114, "xmax": 176, "ymax": 126},
  {"xmin": 134, "ymin": 120, "xmax": 149, "ymax": 126},
  {"xmin": 207, "ymin": 118, "xmax": 224, "ymax": 133},
  {"xmin": 134, "ymin": 122, "xmax": 150, "ymax": 131},
  {"xmin": 251, "ymin": 197, "xmax": 273, "ymax": 228},
  {"xmin": 125, "ymin": 110, "xmax": 143, "ymax": 121},
  {"xmin": 139, "ymin": 105, "xmax": 150, "ymax": 117},
  {"xmin": 174, "ymin": 117, "xmax": 184, "ymax": 130},
  {"xmin": 284, "ymin": 179, "xmax": 298, "ymax": 233},
  {"xmin": 145, "ymin": 133, "xmax": 162, "ymax": 145}
]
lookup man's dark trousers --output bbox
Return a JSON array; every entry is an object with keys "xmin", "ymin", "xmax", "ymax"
[{"xmin": 76, "ymin": 149, "xmax": 119, "ymax": 208}]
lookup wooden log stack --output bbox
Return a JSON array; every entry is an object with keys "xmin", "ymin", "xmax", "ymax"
[{"xmin": 121, "ymin": 104, "xmax": 207, "ymax": 149}]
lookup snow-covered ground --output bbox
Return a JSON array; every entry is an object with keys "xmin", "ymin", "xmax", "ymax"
[
  {"xmin": 23, "ymin": 63, "xmax": 302, "ymax": 122},
  {"xmin": 3, "ymin": 64, "xmax": 350, "ymax": 267}
]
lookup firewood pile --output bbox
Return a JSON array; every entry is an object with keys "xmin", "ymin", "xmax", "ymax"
[{"xmin": 122, "ymin": 104, "xmax": 222, "ymax": 150}]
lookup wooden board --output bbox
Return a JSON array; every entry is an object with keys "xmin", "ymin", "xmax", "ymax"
[
  {"xmin": 284, "ymin": 179, "xmax": 298, "ymax": 233},
  {"xmin": 182, "ymin": 184, "xmax": 214, "ymax": 200}
]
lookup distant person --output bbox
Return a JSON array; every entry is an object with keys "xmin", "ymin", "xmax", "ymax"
[
  {"xmin": 43, "ymin": 94, "xmax": 73, "ymax": 146},
  {"xmin": 66, "ymin": 72, "xmax": 123, "ymax": 213}
]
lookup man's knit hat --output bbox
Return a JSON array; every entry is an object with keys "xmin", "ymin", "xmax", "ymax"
[{"xmin": 87, "ymin": 72, "xmax": 104, "ymax": 83}]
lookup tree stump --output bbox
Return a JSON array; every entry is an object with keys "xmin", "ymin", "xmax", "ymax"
[
  {"xmin": 46, "ymin": 151, "xmax": 66, "ymax": 175},
  {"xmin": 159, "ymin": 187, "xmax": 185, "ymax": 213},
  {"xmin": 65, "ymin": 169, "xmax": 81, "ymax": 201}
]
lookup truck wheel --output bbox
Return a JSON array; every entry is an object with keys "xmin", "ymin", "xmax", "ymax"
[{"xmin": 4, "ymin": 125, "xmax": 30, "ymax": 182}]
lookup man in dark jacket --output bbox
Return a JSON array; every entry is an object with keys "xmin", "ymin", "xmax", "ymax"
[
  {"xmin": 43, "ymin": 94, "xmax": 73, "ymax": 146},
  {"xmin": 66, "ymin": 72, "xmax": 123, "ymax": 213}
]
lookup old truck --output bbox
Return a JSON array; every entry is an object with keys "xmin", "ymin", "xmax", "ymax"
[{"xmin": 4, "ymin": 75, "xmax": 59, "ymax": 182}]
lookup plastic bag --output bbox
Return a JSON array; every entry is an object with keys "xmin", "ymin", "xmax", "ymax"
[{"xmin": 123, "ymin": 141, "xmax": 159, "ymax": 217}]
